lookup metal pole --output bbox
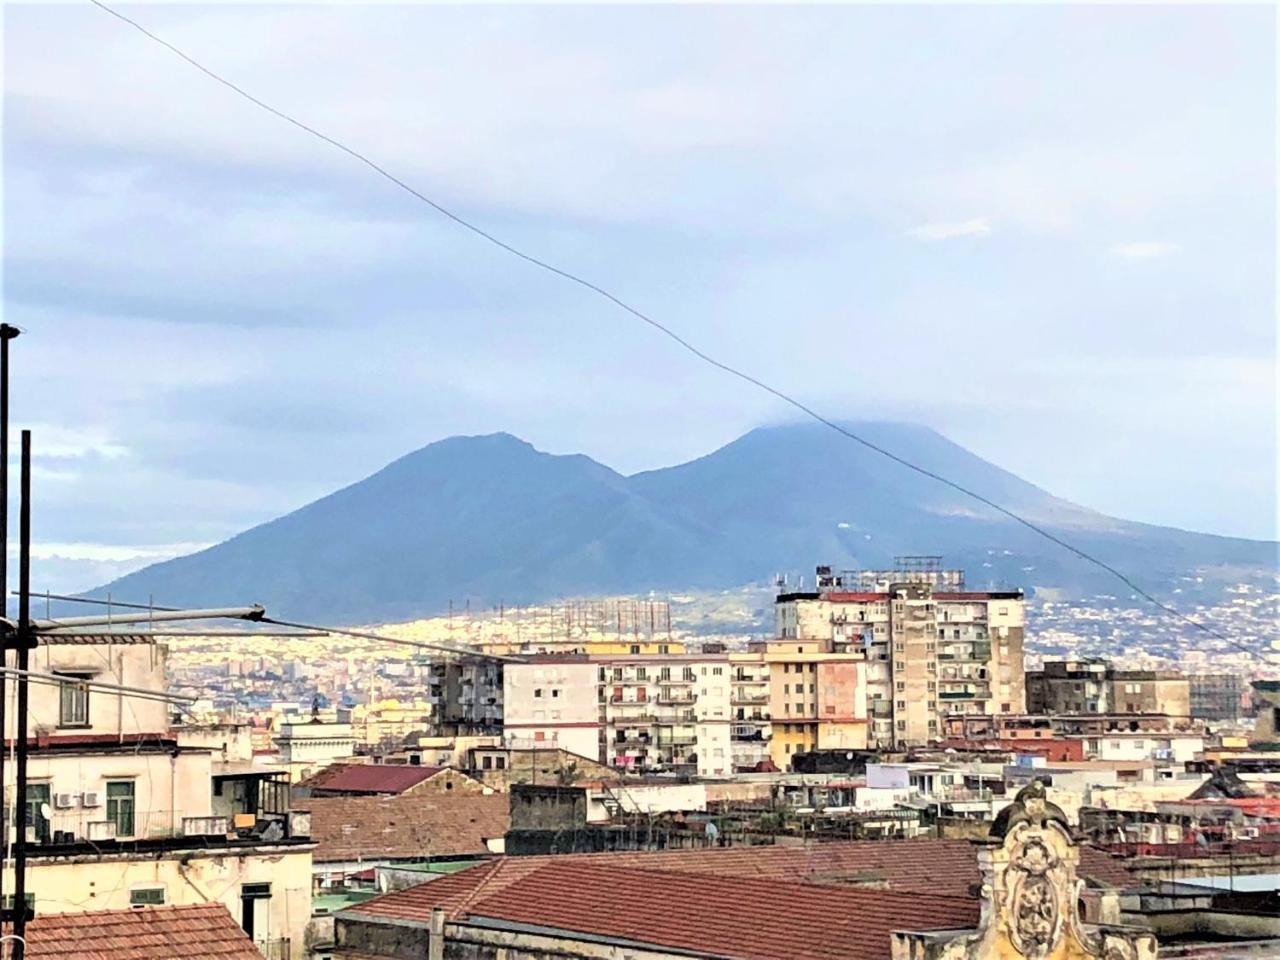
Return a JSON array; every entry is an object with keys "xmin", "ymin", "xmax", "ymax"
[
  {"xmin": 12, "ymin": 431, "xmax": 31, "ymax": 958},
  {"xmin": 0, "ymin": 325, "xmax": 17, "ymax": 937}
]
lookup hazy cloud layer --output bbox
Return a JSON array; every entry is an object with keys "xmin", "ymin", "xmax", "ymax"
[{"xmin": 2, "ymin": 3, "xmax": 1276, "ymax": 592}]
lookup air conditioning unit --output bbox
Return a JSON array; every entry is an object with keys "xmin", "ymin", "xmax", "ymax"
[
  {"xmin": 81, "ymin": 791, "xmax": 103, "ymax": 808},
  {"xmin": 86, "ymin": 821, "xmax": 117, "ymax": 841},
  {"xmin": 54, "ymin": 793, "xmax": 78, "ymax": 810}
]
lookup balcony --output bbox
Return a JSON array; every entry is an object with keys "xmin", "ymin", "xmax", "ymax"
[
  {"xmin": 656, "ymin": 735, "xmax": 697, "ymax": 747},
  {"xmin": 731, "ymin": 694, "xmax": 769, "ymax": 705},
  {"xmin": 255, "ymin": 940, "xmax": 291, "ymax": 960},
  {"xmin": 656, "ymin": 693, "xmax": 695, "ymax": 705}
]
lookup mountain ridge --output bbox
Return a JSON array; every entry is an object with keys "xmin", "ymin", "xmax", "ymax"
[{"xmin": 87, "ymin": 421, "xmax": 1277, "ymax": 624}]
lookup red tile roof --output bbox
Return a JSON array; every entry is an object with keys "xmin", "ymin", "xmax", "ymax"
[
  {"xmin": 294, "ymin": 792, "xmax": 509, "ymax": 862},
  {"xmin": 298, "ymin": 763, "xmax": 445, "ymax": 795},
  {"xmin": 345, "ymin": 858, "xmax": 979, "ymax": 960},
  {"xmin": 536, "ymin": 838, "xmax": 1132, "ymax": 895},
  {"xmin": 26, "ymin": 903, "xmax": 261, "ymax": 960}
]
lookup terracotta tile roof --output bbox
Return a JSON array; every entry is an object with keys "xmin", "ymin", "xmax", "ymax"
[
  {"xmin": 297, "ymin": 762, "xmax": 444, "ymax": 795},
  {"xmin": 294, "ymin": 792, "xmax": 508, "ymax": 862},
  {"xmin": 343, "ymin": 836, "xmax": 1131, "ymax": 902},
  {"xmin": 25, "ymin": 903, "xmax": 261, "ymax": 959},
  {"xmin": 344, "ymin": 859, "xmax": 978, "ymax": 960},
  {"xmin": 559, "ymin": 837, "xmax": 1134, "ymax": 893}
]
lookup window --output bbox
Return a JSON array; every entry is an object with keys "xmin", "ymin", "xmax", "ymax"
[
  {"xmin": 107, "ymin": 780, "xmax": 135, "ymax": 837},
  {"xmin": 57, "ymin": 674, "xmax": 90, "ymax": 727},
  {"xmin": 808, "ymin": 683, "xmax": 815, "ymax": 694},
  {"xmin": 534, "ymin": 688, "xmax": 543, "ymax": 698},
  {"xmin": 783, "ymin": 684, "xmax": 790, "ymax": 694},
  {"xmin": 482, "ymin": 756, "xmax": 493, "ymax": 770},
  {"xmin": 25, "ymin": 783, "xmax": 50, "ymax": 844},
  {"xmin": 712, "ymin": 666, "xmax": 723, "ymax": 676},
  {"xmin": 896, "ymin": 681, "xmax": 906, "ymax": 693},
  {"xmin": 630, "ymin": 645, "xmax": 640, "ymax": 654},
  {"xmin": 897, "ymin": 700, "xmax": 906, "ymax": 710},
  {"xmin": 130, "ymin": 887, "xmax": 165, "ymax": 907},
  {"xmin": 495, "ymin": 756, "xmax": 506, "ymax": 770},
  {"xmin": 636, "ymin": 667, "xmax": 647, "ymax": 681}
]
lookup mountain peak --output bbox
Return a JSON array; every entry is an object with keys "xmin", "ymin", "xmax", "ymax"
[{"xmin": 89, "ymin": 422, "xmax": 1277, "ymax": 623}]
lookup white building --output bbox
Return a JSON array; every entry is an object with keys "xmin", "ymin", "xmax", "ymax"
[
  {"xmin": 2, "ymin": 635, "xmax": 313, "ymax": 960},
  {"xmin": 501, "ymin": 658, "xmax": 600, "ymax": 760}
]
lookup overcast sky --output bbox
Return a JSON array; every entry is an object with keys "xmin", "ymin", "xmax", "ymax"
[{"xmin": 2, "ymin": 3, "xmax": 1276, "ymax": 593}]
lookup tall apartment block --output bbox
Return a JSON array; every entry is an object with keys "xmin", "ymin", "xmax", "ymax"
[{"xmin": 775, "ymin": 560, "xmax": 1025, "ymax": 748}]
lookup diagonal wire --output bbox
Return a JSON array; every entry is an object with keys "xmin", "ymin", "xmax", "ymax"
[{"xmin": 86, "ymin": 0, "xmax": 1271, "ymax": 660}]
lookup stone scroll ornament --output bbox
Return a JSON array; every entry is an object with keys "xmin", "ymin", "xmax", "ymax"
[{"xmin": 992, "ymin": 779, "xmax": 1071, "ymax": 959}]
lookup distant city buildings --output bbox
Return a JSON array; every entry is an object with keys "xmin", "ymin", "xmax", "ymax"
[{"xmin": 1026, "ymin": 658, "xmax": 1191, "ymax": 718}]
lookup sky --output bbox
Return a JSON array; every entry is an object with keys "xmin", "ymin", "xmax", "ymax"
[{"xmin": 1, "ymin": 3, "xmax": 1276, "ymax": 594}]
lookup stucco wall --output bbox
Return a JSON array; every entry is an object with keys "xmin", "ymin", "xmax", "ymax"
[{"xmin": 8, "ymin": 844, "xmax": 313, "ymax": 960}]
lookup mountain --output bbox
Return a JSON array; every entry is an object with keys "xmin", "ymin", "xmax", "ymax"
[{"xmin": 87, "ymin": 422, "xmax": 1277, "ymax": 624}]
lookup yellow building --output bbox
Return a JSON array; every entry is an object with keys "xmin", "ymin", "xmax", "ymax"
[{"xmin": 752, "ymin": 640, "xmax": 869, "ymax": 768}]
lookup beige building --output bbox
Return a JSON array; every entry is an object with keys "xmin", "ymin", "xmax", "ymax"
[
  {"xmin": 273, "ymin": 719, "xmax": 356, "ymax": 782},
  {"xmin": 775, "ymin": 562, "xmax": 1026, "ymax": 748},
  {"xmin": 1027, "ymin": 660, "xmax": 1191, "ymax": 718},
  {"xmin": 1, "ymin": 635, "xmax": 313, "ymax": 960},
  {"xmin": 751, "ymin": 640, "xmax": 868, "ymax": 767}
]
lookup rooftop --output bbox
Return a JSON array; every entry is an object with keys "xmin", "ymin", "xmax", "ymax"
[
  {"xmin": 342, "ymin": 858, "xmax": 980, "ymax": 960},
  {"xmin": 297, "ymin": 762, "xmax": 445, "ymax": 795},
  {"xmin": 294, "ymin": 792, "xmax": 509, "ymax": 862},
  {"xmin": 25, "ymin": 903, "xmax": 261, "ymax": 960}
]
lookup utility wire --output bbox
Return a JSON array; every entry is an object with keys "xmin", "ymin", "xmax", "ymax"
[{"xmin": 87, "ymin": 0, "xmax": 1270, "ymax": 661}]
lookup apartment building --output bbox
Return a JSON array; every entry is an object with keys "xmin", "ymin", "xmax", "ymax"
[
  {"xmin": 501, "ymin": 657, "xmax": 599, "ymax": 760},
  {"xmin": 1027, "ymin": 659, "xmax": 1191, "ymax": 718},
  {"xmin": 2, "ymin": 635, "xmax": 313, "ymax": 960},
  {"xmin": 596, "ymin": 654, "xmax": 732, "ymax": 778},
  {"xmin": 1188, "ymin": 673, "xmax": 1247, "ymax": 722},
  {"xmin": 727, "ymin": 653, "xmax": 771, "ymax": 770},
  {"xmin": 775, "ymin": 562, "xmax": 1025, "ymax": 748},
  {"xmin": 747, "ymin": 640, "xmax": 868, "ymax": 767},
  {"xmin": 425, "ymin": 655, "xmax": 504, "ymax": 736}
]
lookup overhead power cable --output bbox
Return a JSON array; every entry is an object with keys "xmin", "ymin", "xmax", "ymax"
[
  {"xmin": 87, "ymin": 0, "xmax": 1268, "ymax": 661},
  {"xmin": 27, "ymin": 591, "xmax": 516, "ymax": 662}
]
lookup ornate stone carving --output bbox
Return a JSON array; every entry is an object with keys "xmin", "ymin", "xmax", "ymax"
[
  {"xmin": 1009, "ymin": 838, "xmax": 1062, "ymax": 954},
  {"xmin": 890, "ymin": 779, "xmax": 1158, "ymax": 960}
]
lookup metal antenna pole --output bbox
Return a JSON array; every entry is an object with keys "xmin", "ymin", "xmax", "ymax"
[
  {"xmin": 12, "ymin": 431, "xmax": 32, "ymax": 958},
  {"xmin": 0, "ymin": 324, "xmax": 17, "ymax": 934}
]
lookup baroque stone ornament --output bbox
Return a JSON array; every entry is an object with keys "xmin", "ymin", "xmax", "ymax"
[
  {"xmin": 889, "ymin": 779, "xmax": 1158, "ymax": 960},
  {"xmin": 1008, "ymin": 840, "xmax": 1062, "ymax": 955}
]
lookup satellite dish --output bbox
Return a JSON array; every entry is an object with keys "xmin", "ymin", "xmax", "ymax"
[
  {"xmin": 845, "ymin": 752, "xmax": 854, "ymax": 760},
  {"xmin": 38, "ymin": 802, "xmax": 51, "ymax": 821}
]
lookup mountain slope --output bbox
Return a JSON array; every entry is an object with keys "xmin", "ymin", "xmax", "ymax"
[{"xmin": 90, "ymin": 423, "xmax": 1277, "ymax": 623}]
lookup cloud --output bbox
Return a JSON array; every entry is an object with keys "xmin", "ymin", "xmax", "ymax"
[
  {"xmin": 1109, "ymin": 241, "xmax": 1182, "ymax": 260},
  {"xmin": 906, "ymin": 218, "xmax": 992, "ymax": 242}
]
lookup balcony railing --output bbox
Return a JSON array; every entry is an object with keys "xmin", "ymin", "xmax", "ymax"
[{"xmin": 255, "ymin": 938, "xmax": 291, "ymax": 960}]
